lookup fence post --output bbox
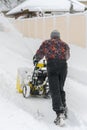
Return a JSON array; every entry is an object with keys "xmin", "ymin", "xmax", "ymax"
[
  {"xmin": 34, "ymin": 17, "xmax": 38, "ymax": 38},
  {"xmin": 66, "ymin": 14, "xmax": 70, "ymax": 43},
  {"xmin": 42, "ymin": 17, "xmax": 46, "ymax": 40},
  {"xmin": 53, "ymin": 15, "xmax": 57, "ymax": 30},
  {"xmin": 85, "ymin": 13, "xmax": 87, "ymax": 47}
]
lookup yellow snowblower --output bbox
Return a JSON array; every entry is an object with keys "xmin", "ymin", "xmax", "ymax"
[{"xmin": 16, "ymin": 60, "xmax": 50, "ymax": 98}]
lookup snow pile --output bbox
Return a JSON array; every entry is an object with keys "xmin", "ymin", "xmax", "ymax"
[{"xmin": 0, "ymin": 14, "xmax": 33, "ymax": 78}]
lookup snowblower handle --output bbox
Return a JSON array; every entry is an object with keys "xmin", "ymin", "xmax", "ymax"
[{"xmin": 33, "ymin": 56, "xmax": 38, "ymax": 66}]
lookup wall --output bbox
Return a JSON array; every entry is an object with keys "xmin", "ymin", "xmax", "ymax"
[{"xmin": 13, "ymin": 13, "xmax": 87, "ymax": 47}]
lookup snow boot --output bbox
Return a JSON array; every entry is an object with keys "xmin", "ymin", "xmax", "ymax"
[{"xmin": 54, "ymin": 113, "xmax": 65, "ymax": 126}]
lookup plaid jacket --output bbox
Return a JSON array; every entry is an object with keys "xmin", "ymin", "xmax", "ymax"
[{"xmin": 34, "ymin": 38, "xmax": 70, "ymax": 62}]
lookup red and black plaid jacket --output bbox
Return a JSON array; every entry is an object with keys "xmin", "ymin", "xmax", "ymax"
[{"xmin": 34, "ymin": 38, "xmax": 70, "ymax": 62}]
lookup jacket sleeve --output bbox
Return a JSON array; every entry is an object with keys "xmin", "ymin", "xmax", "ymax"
[{"xmin": 34, "ymin": 42, "xmax": 45, "ymax": 62}]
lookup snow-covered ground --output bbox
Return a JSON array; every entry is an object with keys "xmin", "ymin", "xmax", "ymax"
[{"xmin": 0, "ymin": 14, "xmax": 87, "ymax": 130}]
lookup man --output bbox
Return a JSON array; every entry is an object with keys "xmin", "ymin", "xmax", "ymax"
[{"xmin": 33, "ymin": 30, "xmax": 70, "ymax": 125}]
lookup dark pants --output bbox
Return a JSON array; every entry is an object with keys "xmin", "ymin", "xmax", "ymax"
[{"xmin": 47, "ymin": 59, "xmax": 67, "ymax": 114}]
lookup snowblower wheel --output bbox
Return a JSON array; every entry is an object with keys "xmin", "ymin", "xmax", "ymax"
[{"xmin": 23, "ymin": 85, "xmax": 30, "ymax": 98}]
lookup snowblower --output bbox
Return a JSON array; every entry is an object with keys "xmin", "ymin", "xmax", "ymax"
[{"xmin": 16, "ymin": 60, "xmax": 50, "ymax": 98}]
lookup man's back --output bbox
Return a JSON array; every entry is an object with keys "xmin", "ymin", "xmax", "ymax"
[{"xmin": 36, "ymin": 38, "xmax": 70, "ymax": 61}]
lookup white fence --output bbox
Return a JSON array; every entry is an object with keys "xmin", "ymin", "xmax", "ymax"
[{"xmin": 13, "ymin": 13, "xmax": 87, "ymax": 47}]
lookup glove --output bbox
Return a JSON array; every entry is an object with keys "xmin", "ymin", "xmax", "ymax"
[
  {"xmin": 33, "ymin": 56, "xmax": 38, "ymax": 66},
  {"xmin": 33, "ymin": 59, "xmax": 38, "ymax": 66}
]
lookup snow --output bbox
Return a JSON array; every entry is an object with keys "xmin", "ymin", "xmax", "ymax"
[
  {"xmin": 0, "ymin": 14, "xmax": 87, "ymax": 130},
  {"xmin": 7, "ymin": 0, "xmax": 85, "ymax": 15}
]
